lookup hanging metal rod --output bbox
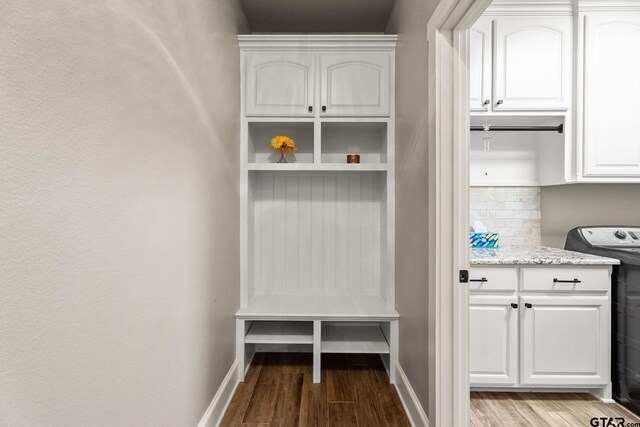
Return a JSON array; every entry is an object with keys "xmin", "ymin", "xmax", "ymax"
[{"xmin": 470, "ymin": 124, "xmax": 564, "ymax": 134}]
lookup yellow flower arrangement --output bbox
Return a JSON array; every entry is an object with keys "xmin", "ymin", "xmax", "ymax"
[{"xmin": 270, "ymin": 135, "xmax": 297, "ymax": 163}]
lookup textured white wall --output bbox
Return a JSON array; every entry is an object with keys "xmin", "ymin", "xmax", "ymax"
[
  {"xmin": 386, "ymin": 0, "xmax": 441, "ymax": 417},
  {"xmin": 0, "ymin": 1, "xmax": 248, "ymax": 425}
]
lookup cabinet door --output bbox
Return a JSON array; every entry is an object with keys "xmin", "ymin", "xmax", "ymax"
[
  {"xmin": 320, "ymin": 53, "xmax": 391, "ymax": 116},
  {"xmin": 245, "ymin": 53, "xmax": 315, "ymax": 116},
  {"xmin": 470, "ymin": 17, "xmax": 493, "ymax": 111},
  {"xmin": 493, "ymin": 16, "xmax": 572, "ymax": 111},
  {"xmin": 469, "ymin": 295, "xmax": 518, "ymax": 386},
  {"xmin": 583, "ymin": 12, "xmax": 640, "ymax": 177},
  {"xmin": 521, "ymin": 296, "xmax": 609, "ymax": 386}
]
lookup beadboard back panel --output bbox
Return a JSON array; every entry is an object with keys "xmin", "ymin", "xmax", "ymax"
[{"xmin": 250, "ymin": 172, "xmax": 385, "ymax": 296}]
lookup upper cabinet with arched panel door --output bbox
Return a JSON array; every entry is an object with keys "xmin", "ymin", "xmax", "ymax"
[
  {"xmin": 469, "ymin": 17, "xmax": 493, "ymax": 112},
  {"xmin": 469, "ymin": 13, "xmax": 572, "ymax": 114},
  {"xmin": 581, "ymin": 10, "xmax": 640, "ymax": 177},
  {"xmin": 245, "ymin": 53, "xmax": 315, "ymax": 116},
  {"xmin": 319, "ymin": 53, "xmax": 391, "ymax": 117},
  {"xmin": 243, "ymin": 49, "xmax": 392, "ymax": 117},
  {"xmin": 493, "ymin": 16, "xmax": 572, "ymax": 111}
]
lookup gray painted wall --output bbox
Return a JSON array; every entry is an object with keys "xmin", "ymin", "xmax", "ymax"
[
  {"xmin": 0, "ymin": 1, "xmax": 248, "ymax": 425},
  {"xmin": 386, "ymin": 0, "xmax": 441, "ymax": 417},
  {"xmin": 541, "ymin": 184, "xmax": 640, "ymax": 248}
]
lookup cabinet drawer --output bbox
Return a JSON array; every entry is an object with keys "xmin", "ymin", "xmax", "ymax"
[
  {"xmin": 469, "ymin": 268, "xmax": 518, "ymax": 292},
  {"xmin": 521, "ymin": 267, "xmax": 610, "ymax": 292}
]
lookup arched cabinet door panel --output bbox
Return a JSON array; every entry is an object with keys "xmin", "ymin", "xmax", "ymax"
[
  {"xmin": 470, "ymin": 17, "xmax": 493, "ymax": 112},
  {"xmin": 493, "ymin": 16, "xmax": 572, "ymax": 111},
  {"xmin": 245, "ymin": 53, "xmax": 315, "ymax": 116},
  {"xmin": 583, "ymin": 13, "xmax": 640, "ymax": 177},
  {"xmin": 320, "ymin": 53, "xmax": 391, "ymax": 116}
]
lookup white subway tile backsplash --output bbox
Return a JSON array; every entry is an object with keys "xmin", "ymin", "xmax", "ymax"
[
  {"xmin": 513, "ymin": 211, "xmax": 532, "ymax": 219},
  {"xmin": 504, "ymin": 201, "xmax": 523, "ymax": 210},
  {"xmin": 470, "ymin": 187, "xmax": 541, "ymax": 246},
  {"xmin": 496, "ymin": 211, "xmax": 514, "ymax": 219}
]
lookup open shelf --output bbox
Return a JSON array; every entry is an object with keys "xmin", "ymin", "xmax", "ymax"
[
  {"xmin": 244, "ymin": 321, "xmax": 313, "ymax": 344},
  {"xmin": 248, "ymin": 122, "xmax": 314, "ymax": 164},
  {"xmin": 248, "ymin": 163, "xmax": 387, "ymax": 171},
  {"xmin": 469, "ymin": 115, "xmax": 566, "ymax": 187},
  {"xmin": 321, "ymin": 322, "xmax": 390, "ymax": 354},
  {"xmin": 321, "ymin": 122, "xmax": 387, "ymax": 164}
]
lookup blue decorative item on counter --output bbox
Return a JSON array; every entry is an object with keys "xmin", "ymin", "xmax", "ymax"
[{"xmin": 470, "ymin": 232, "xmax": 499, "ymax": 248}]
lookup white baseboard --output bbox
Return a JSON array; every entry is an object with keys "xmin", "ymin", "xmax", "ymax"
[
  {"xmin": 394, "ymin": 363, "xmax": 429, "ymax": 427},
  {"xmin": 197, "ymin": 360, "xmax": 239, "ymax": 427}
]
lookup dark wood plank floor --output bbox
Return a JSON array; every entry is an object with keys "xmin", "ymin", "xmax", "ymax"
[
  {"xmin": 471, "ymin": 391, "xmax": 640, "ymax": 427},
  {"xmin": 220, "ymin": 352, "xmax": 411, "ymax": 427}
]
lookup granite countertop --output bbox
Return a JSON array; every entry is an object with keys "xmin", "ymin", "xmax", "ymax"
[{"xmin": 470, "ymin": 246, "xmax": 620, "ymax": 265}]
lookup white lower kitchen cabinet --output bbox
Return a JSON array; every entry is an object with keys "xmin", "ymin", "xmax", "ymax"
[
  {"xmin": 469, "ymin": 264, "xmax": 613, "ymax": 399},
  {"xmin": 520, "ymin": 295, "xmax": 609, "ymax": 386},
  {"xmin": 469, "ymin": 295, "xmax": 518, "ymax": 386}
]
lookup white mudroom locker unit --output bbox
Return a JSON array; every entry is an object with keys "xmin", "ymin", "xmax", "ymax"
[{"xmin": 235, "ymin": 35, "xmax": 399, "ymax": 384}]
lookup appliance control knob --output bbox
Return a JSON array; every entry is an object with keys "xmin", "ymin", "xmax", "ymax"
[{"xmin": 615, "ymin": 230, "xmax": 628, "ymax": 239}]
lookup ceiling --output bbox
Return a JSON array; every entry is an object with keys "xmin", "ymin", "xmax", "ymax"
[{"xmin": 239, "ymin": 0, "xmax": 396, "ymax": 33}]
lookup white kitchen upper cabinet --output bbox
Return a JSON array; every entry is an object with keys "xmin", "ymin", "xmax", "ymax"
[
  {"xmin": 493, "ymin": 16, "xmax": 572, "ymax": 111},
  {"xmin": 320, "ymin": 53, "xmax": 391, "ymax": 116},
  {"xmin": 245, "ymin": 53, "xmax": 315, "ymax": 116},
  {"xmin": 521, "ymin": 296, "xmax": 609, "ymax": 386},
  {"xmin": 470, "ymin": 17, "xmax": 493, "ymax": 111},
  {"xmin": 469, "ymin": 295, "xmax": 518, "ymax": 386},
  {"xmin": 582, "ymin": 12, "xmax": 640, "ymax": 177}
]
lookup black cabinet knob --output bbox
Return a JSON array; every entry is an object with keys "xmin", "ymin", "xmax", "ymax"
[
  {"xmin": 308, "ymin": 106, "xmax": 313, "ymax": 112},
  {"xmin": 483, "ymin": 99, "xmax": 491, "ymax": 105},
  {"xmin": 497, "ymin": 99, "xmax": 504, "ymax": 105},
  {"xmin": 322, "ymin": 106, "xmax": 327, "ymax": 112},
  {"xmin": 525, "ymin": 303, "xmax": 533, "ymax": 309},
  {"xmin": 511, "ymin": 303, "xmax": 518, "ymax": 309}
]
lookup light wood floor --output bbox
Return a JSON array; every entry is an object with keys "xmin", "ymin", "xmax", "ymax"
[
  {"xmin": 220, "ymin": 352, "xmax": 411, "ymax": 426},
  {"xmin": 471, "ymin": 391, "xmax": 640, "ymax": 427}
]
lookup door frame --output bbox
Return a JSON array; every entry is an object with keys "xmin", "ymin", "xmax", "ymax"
[{"xmin": 426, "ymin": 0, "xmax": 492, "ymax": 425}]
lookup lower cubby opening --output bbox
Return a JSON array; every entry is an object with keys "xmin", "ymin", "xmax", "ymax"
[
  {"xmin": 245, "ymin": 320, "xmax": 313, "ymax": 345},
  {"xmin": 238, "ymin": 317, "xmax": 397, "ymax": 384},
  {"xmin": 321, "ymin": 322, "xmax": 390, "ymax": 354}
]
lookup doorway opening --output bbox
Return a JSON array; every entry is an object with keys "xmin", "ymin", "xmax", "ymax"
[{"xmin": 429, "ymin": 0, "xmax": 640, "ymax": 425}]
